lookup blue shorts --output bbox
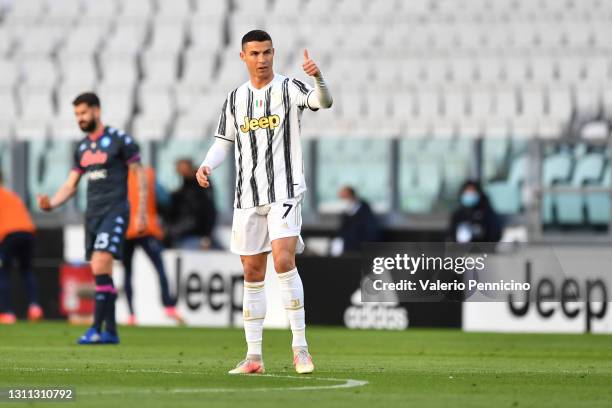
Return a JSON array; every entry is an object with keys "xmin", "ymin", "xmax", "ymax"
[{"xmin": 84, "ymin": 202, "xmax": 130, "ymax": 261}]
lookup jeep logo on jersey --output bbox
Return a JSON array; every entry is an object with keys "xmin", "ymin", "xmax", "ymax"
[{"xmin": 239, "ymin": 115, "xmax": 281, "ymax": 133}]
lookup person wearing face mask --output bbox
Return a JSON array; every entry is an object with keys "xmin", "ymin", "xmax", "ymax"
[
  {"xmin": 164, "ymin": 158, "xmax": 219, "ymax": 250},
  {"xmin": 332, "ymin": 186, "xmax": 381, "ymax": 255},
  {"xmin": 448, "ymin": 180, "xmax": 503, "ymax": 243}
]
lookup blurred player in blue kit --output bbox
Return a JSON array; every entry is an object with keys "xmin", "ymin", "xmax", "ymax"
[{"xmin": 38, "ymin": 92, "xmax": 147, "ymax": 345}]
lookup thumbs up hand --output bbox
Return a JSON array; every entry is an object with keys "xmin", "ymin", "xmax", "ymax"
[{"xmin": 302, "ymin": 49, "xmax": 320, "ymax": 77}]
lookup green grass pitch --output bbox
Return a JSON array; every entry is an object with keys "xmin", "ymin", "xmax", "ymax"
[{"xmin": 1, "ymin": 322, "xmax": 611, "ymax": 407}]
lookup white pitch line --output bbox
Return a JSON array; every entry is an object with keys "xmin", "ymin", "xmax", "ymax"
[{"xmin": 3, "ymin": 367, "xmax": 369, "ymax": 393}]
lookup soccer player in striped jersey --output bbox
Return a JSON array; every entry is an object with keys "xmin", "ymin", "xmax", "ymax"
[{"xmin": 196, "ymin": 30, "xmax": 333, "ymax": 375}]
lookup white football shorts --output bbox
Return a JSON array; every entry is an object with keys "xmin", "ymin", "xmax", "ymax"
[{"xmin": 230, "ymin": 194, "xmax": 305, "ymax": 256}]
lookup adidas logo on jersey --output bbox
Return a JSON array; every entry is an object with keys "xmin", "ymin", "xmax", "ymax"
[{"xmin": 239, "ymin": 115, "xmax": 281, "ymax": 133}]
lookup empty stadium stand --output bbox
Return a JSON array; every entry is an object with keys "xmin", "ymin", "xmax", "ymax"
[{"xmin": 0, "ymin": 0, "xmax": 611, "ymax": 231}]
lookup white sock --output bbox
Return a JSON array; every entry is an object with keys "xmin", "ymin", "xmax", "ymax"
[
  {"xmin": 243, "ymin": 280, "xmax": 266, "ymax": 358},
  {"xmin": 277, "ymin": 268, "xmax": 308, "ymax": 349}
]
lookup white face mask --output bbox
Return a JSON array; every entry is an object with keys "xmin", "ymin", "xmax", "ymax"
[{"xmin": 341, "ymin": 198, "xmax": 355, "ymax": 212}]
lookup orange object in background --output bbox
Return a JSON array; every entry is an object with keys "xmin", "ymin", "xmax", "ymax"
[
  {"xmin": 126, "ymin": 166, "xmax": 164, "ymax": 240},
  {"xmin": 0, "ymin": 186, "xmax": 36, "ymax": 241},
  {"xmin": 59, "ymin": 263, "xmax": 94, "ymax": 325}
]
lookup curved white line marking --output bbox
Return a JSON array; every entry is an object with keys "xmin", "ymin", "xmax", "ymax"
[{"xmin": 5, "ymin": 367, "xmax": 368, "ymax": 393}]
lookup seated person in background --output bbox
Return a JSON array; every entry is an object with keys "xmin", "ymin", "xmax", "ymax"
[
  {"xmin": 448, "ymin": 180, "xmax": 503, "ymax": 243},
  {"xmin": 332, "ymin": 186, "xmax": 381, "ymax": 255},
  {"xmin": 123, "ymin": 166, "xmax": 183, "ymax": 325},
  {"xmin": 165, "ymin": 158, "xmax": 218, "ymax": 250},
  {"xmin": 0, "ymin": 171, "xmax": 42, "ymax": 324}
]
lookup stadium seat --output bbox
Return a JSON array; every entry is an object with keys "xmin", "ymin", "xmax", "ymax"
[
  {"xmin": 469, "ymin": 87, "xmax": 495, "ymax": 120},
  {"xmin": 157, "ymin": 0, "xmax": 191, "ymax": 17},
  {"xmin": 398, "ymin": 58, "xmax": 425, "ymax": 86},
  {"xmin": 450, "ymin": 57, "xmax": 477, "ymax": 84},
  {"xmin": 400, "ymin": 158, "xmax": 442, "ymax": 213},
  {"xmin": 0, "ymin": 92, "xmax": 17, "ymax": 123},
  {"xmin": 18, "ymin": 89, "xmax": 55, "ymax": 120},
  {"xmin": 509, "ymin": 22, "xmax": 537, "ymax": 50},
  {"xmin": 214, "ymin": 50, "xmax": 250, "ymax": 91},
  {"xmin": 99, "ymin": 58, "xmax": 138, "ymax": 87},
  {"xmin": 14, "ymin": 26, "xmax": 65, "ymax": 58},
  {"xmin": 585, "ymin": 164, "xmax": 612, "ymax": 225},
  {"xmin": 521, "ymin": 87, "xmax": 545, "ymax": 119},
  {"xmin": 338, "ymin": 90, "xmax": 365, "ymax": 121},
  {"xmin": 179, "ymin": 51, "xmax": 217, "ymax": 87},
  {"xmin": 234, "ymin": 0, "xmax": 270, "ymax": 15},
  {"xmin": 95, "ymin": 85, "xmax": 135, "ymax": 130},
  {"xmin": 537, "ymin": 23, "xmax": 564, "ymax": 51},
  {"xmin": 6, "ymin": 0, "xmax": 46, "ymax": 20},
  {"xmin": 563, "ymin": 22, "xmax": 593, "ymax": 50},
  {"xmin": 119, "ymin": 0, "xmax": 154, "ymax": 18},
  {"xmin": 302, "ymin": 0, "xmax": 337, "ymax": 17},
  {"xmin": 495, "ymin": 86, "xmax": 519, "ymax": 120},
  {"xmin": 0, "ymin": 60, "xmax": 20, "ymax": 90},
  {"xmin": 529, "ymin": 57, "xmax": 556, "ymax": 84},
  {"xmin": 148, "ymin": 21, "xmax": 186, "ymax": 55},
  {"xmin": 317, "ymin": 138, "xmax": 392, "ymax": 212},
  {"xmin": 365, "ymin": 91, "xmax": 391, "ymax": 119},
  {"xmin": 133, "ymin": 87, "xmax": 176, "ymax": 140},
  {"xmin": 59, "ymin": 23, "xmax": 109, "ymax": 59},
  {"xmin": 455, "ymin": 25, "xmax": 484, "ymax": 51},
  {"xmin": 547, "ymin": 86, "xmax": 572, "ymax": 121},
  {"xmin": 556, "ymin": 56, "xmax": 585, "ymax": 84},
  {"xmin": 416, "ymin": 88, "xmax": 441, "ymax": 120},
  {"xmin": 556, "ymin": 153, "xmax": 606, "ymax": 225},
  {"xmin": 45, "ymin": 0, "xmax": 83, "ymax": 19},
  {"xmin": 399, "ymin": 0, "xmax": 432, "ymax": 17},
  {"xmin": 390, "ymin": 91, "xmax": 415, "ymax": 119},
  {"xmin": 270, "ymin": 0, "xmax": 303, "ymax": 15},
  {"xmin": 366, "ymin": 0, "xmax": 399, "ymax": 18},
  {"xmin": 81, "ymin": 0, "xmax": 119, "ymax": 18},
  {"xmin": 485, "ymin": 154, "xmax": 527, "ymax": 214},
  {"xmin": 583, "ymin": 56, "xmax": 609, "ymax": 84},
  {"xmin": 189, "ymin": 17, "xmax": 224, "ymax": 52},
  {"xmin": 483, "ymin": 137, "xmax": 510, "ymax": 180},
  {"xmin": 141, "ymin": 52, "xmax": 180, "ymax": 88},
  {"xmin": 574, "ymin": 86, "xmax": 602, "ymax": 118},
  {"xmin": 20, "ymin": 58, "xmax": 58, "ymax": 91},
  {"xmin": 328, "ymin": 57, "xmax": 373, "ymax": 85},
  {"xmin": 541, "ymin": 152, "xmax": 573, "ymax": 224},
  {"xmin": 444, "ymin": 89, "xmax": 468, "ymax": 120},
  {"xmin": 0, "ymin": 26, "xmax": 16, "ymax": 57},
  {"xmin": 482, "ymin": 25, "xmax": 511, "ymax": 50},
  {"xmin": 60, "ymin": 58, "xmax": 98, "ymax": 90},
  {"xmin": 476, "ymin": 57, "xmax": 503, "ymax": 83},
  {"xmin": 102, "ymin": 23, "xmax": 148, "ymax": 57},
  {"xmin": 503, "ymin": 57, "xmax": 529, "ymax": 84},
  {"xmin": 192, "ymin": 0, "xmax": 229, "ymax": 17}
]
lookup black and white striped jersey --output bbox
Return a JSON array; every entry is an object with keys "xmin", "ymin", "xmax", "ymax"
[{"xmin": 215, "ymin": 73, "xmax": 318, "ymax": 209}]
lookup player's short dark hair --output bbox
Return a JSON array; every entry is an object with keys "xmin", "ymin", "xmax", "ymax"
[
  {"xmin": 72, "ymin": 92, "xmax": 100, "ymax": 108},
  {"xmin": 176, "ymin": 157, "xmax": 194, "ymax": 167},
  {"xmin": 343, "ymin": 186, "xmax": 357, "ymax": 199},
  {"xmin": 241, "ymin": 30, "xmax": 272, "ymax": 47}
]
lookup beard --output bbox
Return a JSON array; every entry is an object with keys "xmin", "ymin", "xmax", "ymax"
[{"xmin": 79, "ymin": 119, "xmax": 97, "ymax": 133}]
